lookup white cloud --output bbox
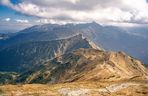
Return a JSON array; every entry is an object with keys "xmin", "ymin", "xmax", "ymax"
[
  {"xmin": 4, "ymin": 18, "xmax": 11, "ymax": 21},
  {"xmin": 1, "ymin": 0, "xmax": 148, "ymax": 25},
  {"xmin": 15, "ymin": 19, "xmax": 29, "ymax": 23}
]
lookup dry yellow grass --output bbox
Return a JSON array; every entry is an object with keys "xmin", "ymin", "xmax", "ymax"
[{"xmin": 0, "ymin": 81, "xmax": 148, "ymax": 96}]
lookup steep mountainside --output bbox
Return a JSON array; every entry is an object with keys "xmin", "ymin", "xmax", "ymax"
[
  {"xmin": 0, "ymin": 34, "xmax": 99, "ymax": 72},
  {"xmin": 1, "ymin": 22, "xmax": 148, "ymax": 64},
  {"xmin": 16, "ymin": 48, "xmax": 148, "ymax": 84}
]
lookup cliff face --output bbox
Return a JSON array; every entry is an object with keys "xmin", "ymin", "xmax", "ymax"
[
  {"xmin": 16, "ymin": 48, "xmax": 147, "ymax": 84},
  {"xmin": 0, "ymin": 34, "xmax": 99, "ymax": 72}
]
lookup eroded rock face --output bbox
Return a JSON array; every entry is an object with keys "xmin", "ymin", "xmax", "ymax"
[{"xmin": 16, "ymin": 48, "xmax": 148, "ymax": 84}]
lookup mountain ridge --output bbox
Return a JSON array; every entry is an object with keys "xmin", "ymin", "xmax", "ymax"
[
  {"xmin": 0, "ymin": 34, "xmax": 99, "ymax": 72},
  {"xmin": 15, "ymin": 48, "xmax": 147, "ymax": 84},
  {"xmin": 1, "ymin": 22, "xmax": 148, "ymax": 64}
]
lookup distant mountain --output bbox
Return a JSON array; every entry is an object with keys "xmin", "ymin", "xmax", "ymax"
[
  {"xmin": 0, "ymin": 33, "xmax": 16, "ymax": 47},
  {"xmin": 1, "ymin": 22, "xmax": 148, "ymax": 64},
  {"xmin": 125, "ymin": 27, "xmax": 148, "ymax": 64},
  {"xmin": 126, "ymin": 26, "xmax": 148, "ymax": 39},
  {"xmin": 0, "ymin": 33, "xmax": 9, "ymax": 47},
  {"xmin": 0, "ymin": 33, "xmax": 9, "ymax": 40},
  {"xmin": 16, "ymin": 48, "xmax": 148, "ymax": 84},
  {"xmin": 0, "ymin": 34, "xmax": 100, "ymax": 72}
]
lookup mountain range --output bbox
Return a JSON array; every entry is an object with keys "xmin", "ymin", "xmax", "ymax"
[
  {"xmin": 0, "ymin": 22, "xmax": 147, "ymax": 64},
  {"xmin": 0, "ymin": 23, "xmax": 148, "ymax": 95}
]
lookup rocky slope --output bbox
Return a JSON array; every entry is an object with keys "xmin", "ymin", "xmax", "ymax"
[
  {"xmin": 0, "ymin": 34, "xmax": 99, "ymax": 72},
  {"xmin": 16, "ymin": 48, "xmax": 148, "ymax": 84}
]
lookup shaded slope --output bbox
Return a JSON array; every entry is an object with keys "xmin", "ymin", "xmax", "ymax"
[
  {"xmin": 0, "ymin": 34, "xmax": 98, "ymax": 72},
  {"xmin": 0, "ymin": 72, "xmax": 18, "ymax": 84}
]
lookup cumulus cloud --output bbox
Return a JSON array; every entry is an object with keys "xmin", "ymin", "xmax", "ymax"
[
  {"xmin": 0, "ymin": 19, "xmax": 32, "ymax": 32},
  {"xmin": 15, "ymin": 19, "xmax": 29, "ymax": 23},
  {"xmin": 4, "ymin": 18, "xmax": 11, "ymax": 21},
  {"xmin": 1, "ymin": 0, "xmax": 148, "ymax": 25}
]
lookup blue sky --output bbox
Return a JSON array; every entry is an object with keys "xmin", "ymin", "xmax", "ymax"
[
  {"xmin": 1, "ymin": 0, "xmax": 148, "ymax": 32},
  {"xmin": 0, "ymin": 0, "xmax": 40, "ymax": 32},
  {"xmin": 0, "ymin": 0, "xmax": 24, "ymax": 20},
  {"xmin": 0, "ymin": 0, "xmax": 38, "ymax": 19}
]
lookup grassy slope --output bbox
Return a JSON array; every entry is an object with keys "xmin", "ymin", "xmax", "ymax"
[{"xmin": 0, "ymin": 80, "xmax": 148, "ymax": 96}]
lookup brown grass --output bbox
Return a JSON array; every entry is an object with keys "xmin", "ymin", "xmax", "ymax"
[{"xmin": 0, "ymin": 81, "xmax": 148, "ymax": 96}]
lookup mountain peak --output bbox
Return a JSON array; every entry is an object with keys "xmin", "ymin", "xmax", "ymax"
[
  {"xmin": 69, "ymin": 34, "xmax": 102, "ymax": 50},
  {"xmin": 68, "ymin": 34, "xmax": 83, "ymax": 40},
  {"xmin": 91, "ymin": 21, "xmax": 99, "ymax": 25}
]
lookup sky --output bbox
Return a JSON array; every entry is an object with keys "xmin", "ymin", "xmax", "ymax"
[{"xmin": 1, "ymin": 0, "xmax": 148, "ymax": 32}]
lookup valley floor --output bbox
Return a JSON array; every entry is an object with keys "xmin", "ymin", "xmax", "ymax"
[{"xmin": 0, "ymin": 81, "xmax": 148, "ymax": 96}]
